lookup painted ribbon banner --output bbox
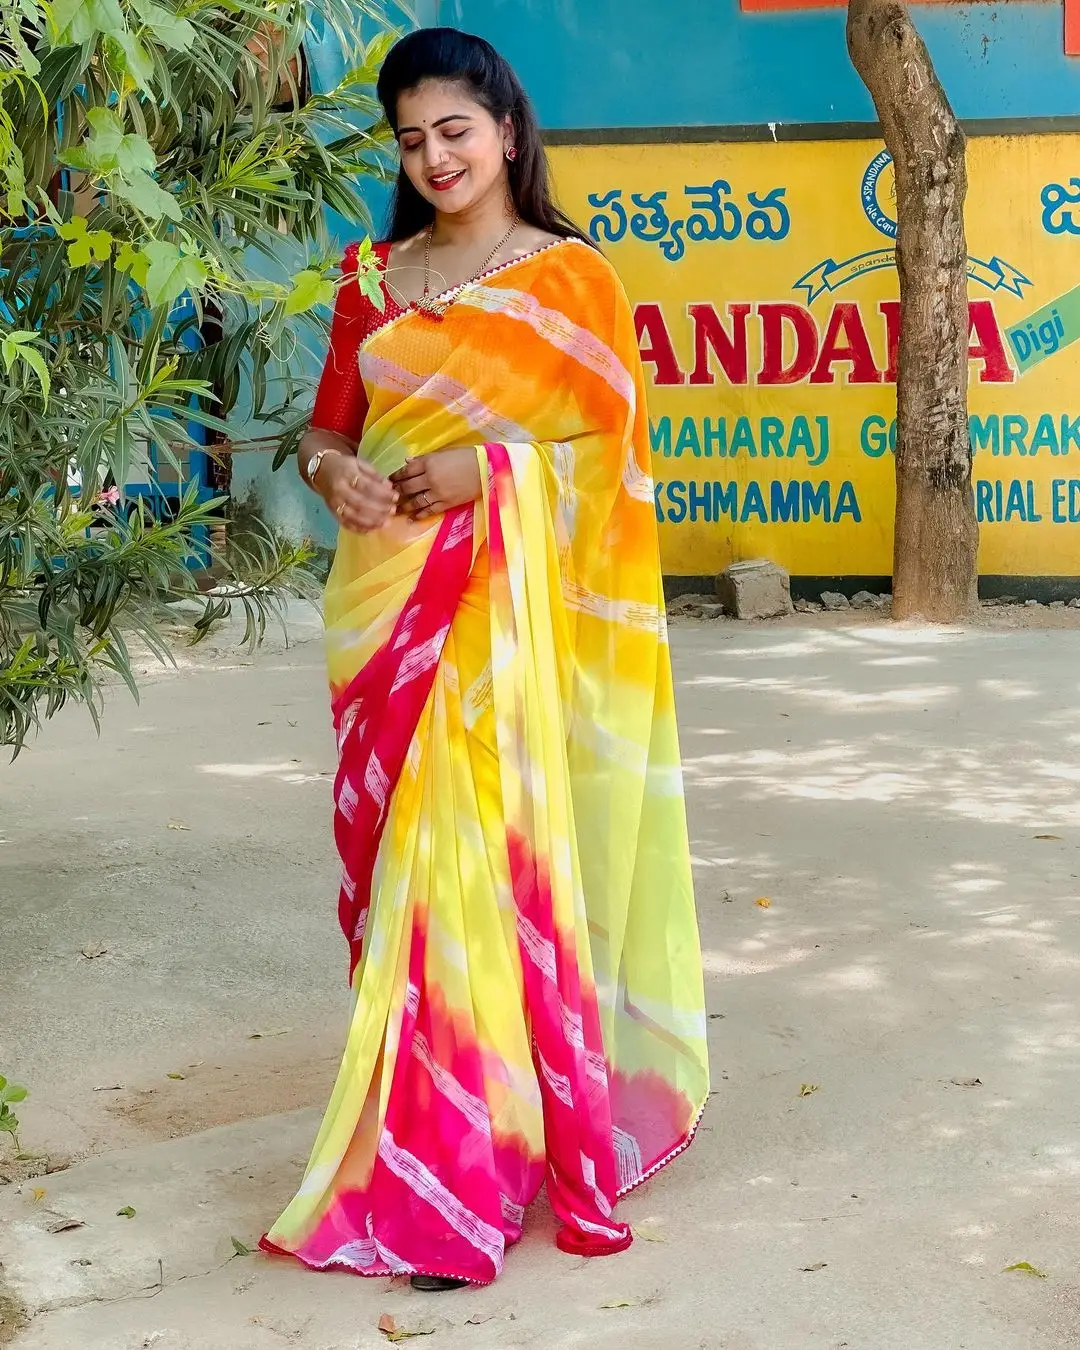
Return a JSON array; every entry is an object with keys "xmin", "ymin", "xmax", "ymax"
[{"xmin": 549, "ymin": 135, "xmax": 1080, "ymax": 579}]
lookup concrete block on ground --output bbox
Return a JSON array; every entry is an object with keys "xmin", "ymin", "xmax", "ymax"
[{"xmin": 715, "ymin": 560, "xmax": 792, "ymax": 620}]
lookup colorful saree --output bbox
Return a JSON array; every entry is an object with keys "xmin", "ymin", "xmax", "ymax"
[{"xmin": 261, "ymin": 237, "xmax": 709, "ymax": 1285}]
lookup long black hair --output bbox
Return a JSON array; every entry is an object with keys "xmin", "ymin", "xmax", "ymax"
[{"xmin": 375, "ymin": 27, "xmax": 593, "ymax": 246}]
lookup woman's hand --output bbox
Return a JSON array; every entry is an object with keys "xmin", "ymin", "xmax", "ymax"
[
  {"xmin": 391, "ymin": 449, "xmax": 482, "ymax": 521},
  {"xmin": 316, "ymin": 452, "xmax": 397, "ymax": 533}
]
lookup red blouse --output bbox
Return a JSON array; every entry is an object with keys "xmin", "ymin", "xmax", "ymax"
[{"xmin": 310, "ymin": 241, "xmax": 400, "ymax": 443}]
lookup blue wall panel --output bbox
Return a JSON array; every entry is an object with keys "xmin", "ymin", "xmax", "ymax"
[{"xmin": 435, "ymin": 0, "xmax": 1080, "ymax": 128}]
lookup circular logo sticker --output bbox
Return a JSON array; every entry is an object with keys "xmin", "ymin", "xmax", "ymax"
[{"xmin": 861, "ymin": 151, "xmax": 897, "ymax": 239}]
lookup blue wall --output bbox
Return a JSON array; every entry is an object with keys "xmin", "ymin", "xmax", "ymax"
[{"xmin": 436, "ymin": 0, "xmax": 1080, "ymax": 127}]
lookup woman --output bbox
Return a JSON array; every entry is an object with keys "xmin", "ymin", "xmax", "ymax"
[{"xmin": 261, "ymin": 27, "xmax": 709, "ymax": 1291}]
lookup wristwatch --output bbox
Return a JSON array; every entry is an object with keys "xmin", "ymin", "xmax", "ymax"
[{"xmin": 306, "ymin": 448, "xmax": 334, "ymax": 487}]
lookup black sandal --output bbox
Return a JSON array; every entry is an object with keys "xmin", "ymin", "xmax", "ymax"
[{"xmin": 410, "ymin": 1273, "xmax": 468, "ymax": 1292}]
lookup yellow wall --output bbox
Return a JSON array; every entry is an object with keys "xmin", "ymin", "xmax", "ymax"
[{"xmin": 550, "ymin": 135, "xmax": 1080, "ymax": 577}]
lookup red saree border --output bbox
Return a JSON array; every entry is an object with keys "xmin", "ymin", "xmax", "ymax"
[{"xmin": 331, "ymin": 507, "xmax": 475, "ymax": 981}]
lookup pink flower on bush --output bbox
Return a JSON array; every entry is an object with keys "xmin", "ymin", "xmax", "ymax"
[{"xmin": 98, "ymin": 486, "xmax": 121, "ymax": 506}]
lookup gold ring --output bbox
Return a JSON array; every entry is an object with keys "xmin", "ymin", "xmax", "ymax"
[{"xmin": 336, "ymin": 502, "xmax": 346, "ymax": 518}]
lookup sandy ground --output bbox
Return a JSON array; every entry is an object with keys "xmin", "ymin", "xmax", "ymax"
[{"xmin": 4, "ymin": 606, "xmax": 1080, "ymax": 1347}]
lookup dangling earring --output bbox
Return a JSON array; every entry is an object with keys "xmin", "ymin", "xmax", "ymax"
[{"xmin": 505, "ymin": 145, "xmax": 518, "ymax": 162}]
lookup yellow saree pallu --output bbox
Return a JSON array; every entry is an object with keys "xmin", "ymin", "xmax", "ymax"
[{"xmin": 261, "ymin": 238, "xmax": 709, "ymax": 1285}]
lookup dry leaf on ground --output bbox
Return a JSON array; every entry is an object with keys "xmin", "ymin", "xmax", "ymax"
[
  {"xmin": 377, "ymin": 1314, "xmax": 435, "ymax": 1342},
  {"xmin": 46, "ymin": 1217, "xmax": 84, "ymax": 1233},
  {"xmin": 799, "ymin": 1084, "xmax": 820, "ymax": 1098},
  {"xmin": 80, "ymin": 942, "xmax": 108, "ymax": 960},
  {"xmin": 755, "ymin": 897, "xmax": 772, "ymax": 908},
  {"xmin": 1003, "ymin": 1262, "xmax": 1048, "ymax": 1278},
  {"xmin": 801, "ymin": 1262, "xmax": 828, "ymax": 1272},
  {"xmin": 950, "ymin": 1077, "xmax": 982, "ymax": 1088}
]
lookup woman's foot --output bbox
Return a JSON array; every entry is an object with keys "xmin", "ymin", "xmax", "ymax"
[{"xmin": 410, "ymin": 1273, "xmax": 468, "ymax": 1292}]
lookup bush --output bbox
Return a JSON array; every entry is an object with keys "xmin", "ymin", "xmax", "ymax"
[{"xmin": 0, "ymin": 0, "xmax": 394, "ymax": 753}]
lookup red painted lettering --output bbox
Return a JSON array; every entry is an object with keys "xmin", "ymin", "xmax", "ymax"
[
  {"xmin": 968, "ymin": 299, "xmax": 1014, "ymax": 383},
  {"xmin": 688, "ymin": 302, "xmax": 751, "ymax": 386},
  {"xmin": 757, "ymin": 303, "xmax": 819, "ymax": 385},
  {"xmin": 634, "ymin": 302, "xmax": 685, "ymax": 385},
  {"xmin": 879, "ymin": 300, "xmax": 901, "ymax": 383},
  {"xmin": 810, "ymin": 302, "xmax": 882, "ymax": 384}
]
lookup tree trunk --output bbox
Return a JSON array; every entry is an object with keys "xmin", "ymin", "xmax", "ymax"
[{"xmin": 847, "ymin": 0, "xmax": 978, "ymax": 621}]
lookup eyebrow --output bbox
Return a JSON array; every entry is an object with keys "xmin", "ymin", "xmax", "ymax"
[{"xmin": 397, "ymin": 113, "xmax": 473, "ymax": 136}]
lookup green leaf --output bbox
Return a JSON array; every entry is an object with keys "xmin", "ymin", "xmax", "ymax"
[
  {"xmin": 3, "ymin": 9, "xmax": 40, "ymax": 76},
  {"xmin": 112, "ymin": 171, "xmax": 182, "ymax": 223},
  {"xmin": 82, "ymin": 109, "xmax": 156, "ymax": 177},
  {"xmin": 116, "ymin": 1206, "xmax": 136, "ymax": 1219},
  {"xmin": 49, "ymin": 0, "xmax": 125, "ymax": 44},
  {"xmin": 130, "ymin": 0, "xmax": 195, "ymax": 51},
  {"xmin": 142, "ymin": 241, "xmax": 209, "ymax": 309},
  {"xmin": 1, "ymin": 332, "xmax": 51, "ymax": 406},
  {"xmin": 1003, "ymin": 1262, "xmax": 1048, "ymax": 1278},
  {"xmin": 116, "ymin": 241, "xmax": 150, "ymax": 289},
  {"xmin": 230, "ymin": 1237, "xmax": 253, "ymax": 1257},
  {"xmin": 16, "ymin": 346, "xmax": 51, "ymax": 408},
  {"xmin": 284, "ymin": 268, "xmax": 334, "ymax": 317},
  {"xmin": 0, "ymin": 1116, "xmax": 18, "ymax": 1134},
  {"xmin": 356, "ymin": 264, "xmax": 385, "ymax": 314},
  {"xmin": 1, "ymin": 1086, "xmax": 28, "ymax": 1105},
  {"xmin": 107, "ymin": 31, "xmax": 156, "ymax": 91},
  {"xmin": 67, "ymin": 112, "xmax": 179, "ymax": 220},
  {"xmin": 58, "ymin": 217, "xmax": 114, "ymax": 268}
]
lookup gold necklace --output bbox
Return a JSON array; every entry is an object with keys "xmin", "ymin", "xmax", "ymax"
[{"xmin": 413, "ymin": 216, "xmax": 519, "ymax": 321}]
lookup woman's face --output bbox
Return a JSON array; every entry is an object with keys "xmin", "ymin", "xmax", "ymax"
[{"xmin": 395, "ymin": 80, "xmax": 511, "ymax": 217}]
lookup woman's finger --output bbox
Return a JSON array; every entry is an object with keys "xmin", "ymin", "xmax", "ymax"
[
  {"xmin": 340, "ymin": 477, "xmax": 396, "ymax": 510},
  {"xmin": 396, "ymin": 483, "xmax": 429, "ymax": 507},
  {"xmin": 354, "ymin": 457, "xmax": 390, "ymax": 485},
  {"xmin": 389, "ymin": 459, "xmax": 427, "ymax": 484},
  {"xmin": 399, "ymin": 486, "xmax": 438, "ymax": 516}
]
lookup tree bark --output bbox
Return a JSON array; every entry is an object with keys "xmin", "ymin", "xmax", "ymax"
[{"xmin": 847, "ymin": 0, "xmax": 978, "ymax": 621}]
